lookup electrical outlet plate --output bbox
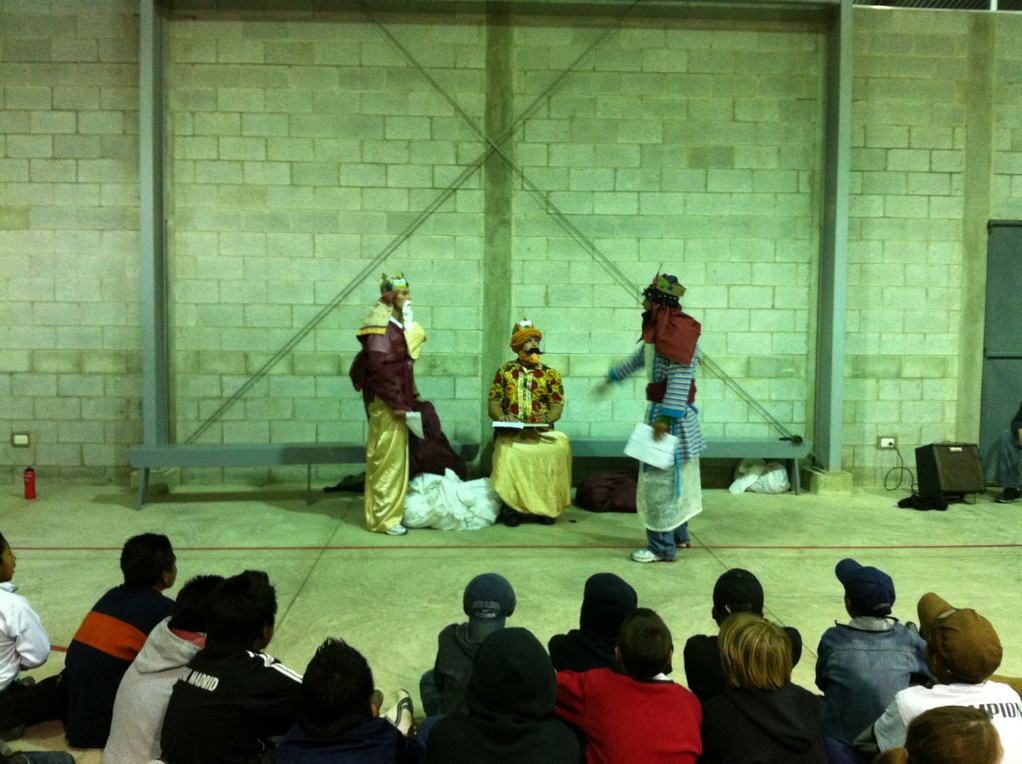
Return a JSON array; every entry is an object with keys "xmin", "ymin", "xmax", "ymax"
[
  {"xmin": 11, "ymin": 433, "xmax": 30, "ymax": 448},
  {"xmin": 878, "ymin": 437, "xmax": 896, "ymax": 449}
]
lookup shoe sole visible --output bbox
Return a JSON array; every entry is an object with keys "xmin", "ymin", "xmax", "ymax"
[
  {"xmin": 393, "ymin": 690, "xmax": 415, "ymax": 735},
  {"xmin": 384, "ymin": 527, "xmax": 407, "ymax": 536},
  {"xmin": 631, "ymin": 553, "xmax": 677, "ymax": 563}
]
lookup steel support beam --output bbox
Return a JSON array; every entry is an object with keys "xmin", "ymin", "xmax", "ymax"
[
  {"xmin": 813, "ymin": 0, "xmax": 853, "ymax": 471},
  {"xmin": 139, "ymin": 0, "xmax": 170, "ymax": 447}
]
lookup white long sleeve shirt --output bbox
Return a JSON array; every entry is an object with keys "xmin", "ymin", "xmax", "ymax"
[{"xmin": 0, "ymin": 581, "xmax": 51, "ymax": 690}]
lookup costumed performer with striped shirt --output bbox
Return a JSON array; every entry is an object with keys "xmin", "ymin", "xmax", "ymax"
[{"xmin": 599, "ymin": 274, "xmax": 705, "ymax": 563}]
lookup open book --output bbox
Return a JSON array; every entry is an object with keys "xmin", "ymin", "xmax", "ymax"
[{"xmin": 493, "ymin": 421, "xmax": 549, "ymax": 430}]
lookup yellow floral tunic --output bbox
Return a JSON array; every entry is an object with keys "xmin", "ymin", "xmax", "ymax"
[{"xmin": 488, "ymin": 361, "xmax": 564, "ymax": 424}]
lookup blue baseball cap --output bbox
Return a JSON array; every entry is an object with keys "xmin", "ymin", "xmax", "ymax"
[{"xmin": 836, "ymin": 558, "xmax": 895, "ymax": 616}]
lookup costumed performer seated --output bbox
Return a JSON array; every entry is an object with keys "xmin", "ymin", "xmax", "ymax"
[
  {"xmin": 350, "ymin": 271, "xmax": 426, "ymax": 536},
  {"xmin": 488, "ymin": 318, "xmax": 571, "ymax": 527}
]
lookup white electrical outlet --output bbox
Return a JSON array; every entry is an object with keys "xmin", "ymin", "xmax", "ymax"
[
  {"xmin": 878, "ymin": 437, "xmax": 896, "ymax": 449},
  {"xmin": 11, "ymin": 433, "xmax": 30, "ymax": 447}
]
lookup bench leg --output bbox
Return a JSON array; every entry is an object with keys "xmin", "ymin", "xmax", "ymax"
[
  {"xmin": 791, "ymin": 459, "xmax": 801, "ymax": 495},
  {"xmin": 307, "ymin": 464, "xmax": 312, "ymax": 505},
  {"xmin": 136, "ymin": 468, "xmax": 150, "ymax": 510}
]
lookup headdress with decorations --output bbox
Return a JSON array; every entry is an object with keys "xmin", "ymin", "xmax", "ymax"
[
  {"xmin": 358, "ymin": 271, "xmax": 410, "ymax": 337},
  {"xmin": 640, "ymin": 271, "xmax": 701, "ymax": 367},
  {"xmin": 510, "ymin": 318, "xmax": 542, "ymax": 351},
  {"xmin": 643, "ymin": 273, "xmax": 686, "ymax": 308},
  {"xmin": 380, "ymin": 271, "xmax": 409, "ymax": 295}
]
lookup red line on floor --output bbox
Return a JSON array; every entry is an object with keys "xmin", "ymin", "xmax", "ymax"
[{"xmin": 18, "ymin": 543, "xmax": 1022, "ymax": 552}]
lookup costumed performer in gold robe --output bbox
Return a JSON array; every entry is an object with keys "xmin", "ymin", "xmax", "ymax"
[{"xmin": 349, "ymin": 271, "xmax": 426, "ymax": 536}]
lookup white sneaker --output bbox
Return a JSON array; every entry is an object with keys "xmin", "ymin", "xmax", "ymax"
[
  {"xmin": 631, "ymin": 548, "xmax": 675, "ymax": 563},
  {"xmin": 383, "ymin": 689, "xmax": 414, "ymax": 735},
  {"xmin": 384, "ymin": 524, "xmax": 408, "ymax": 536}
]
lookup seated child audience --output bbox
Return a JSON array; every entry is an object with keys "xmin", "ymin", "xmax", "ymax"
[
  {"xmin": 0, "ymin": 533, "xmax": 63, "ymax": 741},
  {"xmin": 555, "ymin": 607, "xmax": 701, "ymax": 763},
  {"xmin": 63, "ymin": 532, "xmax": 177, "ymax": 748},
  {"xmin": 160, "ymin": 570, "xmax": 303, "ymax": 764},
  {"xmin": 816, "ymin": 558, "xmax": 929, "ymax": 746},
  {"xmin": 419, "ymin": 573, "xmax": 515, "ymax": 717},
  {"xmin": 700, "ymin": 612, "xmax": 826, "ymax": 764},
  {"xmin": 872, "ymin": 705, "xmax": 1002, "ymax": 764},
  {"xmin": 104, "ymin": 573, "xmax": 223, "ymax": 764},
  {"xmin": 683, "ymin": 568, "xmax": 803, "ymax": 703},
  {"xmin": 277, "ymin": 638, "xmax": 424, "ymax": 763},
  {"xmin": 548, "ymin": 572, "xmax": 637, "ymax": 673},
  {"xmin": 855, "ymin": 591, "xmax": 1022, "ymax": 763},
  {"xmin": 427, "ymin": 627, "xmax": 580, "ymax": 764}
]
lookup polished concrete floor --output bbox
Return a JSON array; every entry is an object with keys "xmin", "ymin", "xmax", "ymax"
[{"xmin": 3, "ymin": 476, "xmax": 1020, "ymax": 760}]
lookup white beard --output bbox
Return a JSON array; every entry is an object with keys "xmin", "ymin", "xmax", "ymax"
[{"xmin": 402, "ymin": 301, "xmax": 414, "ymax": 325}]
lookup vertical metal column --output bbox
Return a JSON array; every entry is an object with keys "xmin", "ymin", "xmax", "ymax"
[
  {"xmin": 139, "ymin": 0, "xmax": 170, "ymax": 447},
  {"xmin": 480, "ymin": 10, "xmax": 515, "ymax": 455},
  {"xmin": 959, "ymin": 14, "xmax": 994, "ymax": 443},
  {"xmin": 814, "ymin": 0, "xmax": 853, "ymax": 471}
]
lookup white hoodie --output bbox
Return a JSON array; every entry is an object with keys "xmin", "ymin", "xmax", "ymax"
[{"xmin": 103, "ymin": 617, "xmax": 202, "ymax": 764}]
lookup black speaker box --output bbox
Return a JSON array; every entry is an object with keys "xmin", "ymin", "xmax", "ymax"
[{"xmin": 915, "ymin": 443, "xmax": 985, "ymax": 498}]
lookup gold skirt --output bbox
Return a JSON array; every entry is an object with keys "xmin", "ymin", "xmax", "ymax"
[
  {"xmin": 364, "ymin": 398, "xmax": 409, "ymax": 533},
  {"xmin": 491, "ymin": 430, "xmax": 572, "ymax": 517}
]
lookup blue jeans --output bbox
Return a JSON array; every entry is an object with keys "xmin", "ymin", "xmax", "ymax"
[
  {"xmin": 824, "ymin": 737, "xmax": 871, "ymax": 764},
  {"xmin": 416, "ymin": 713, "xmax": 443, "ymax": 747},
  {"xmin": 997, "ymin": 428, "xmax": 1021, "ymax": 488},
  {"xmin": 419, "ymin": 668, "xmax": 441, "ymax": 717},
  {"xmin": 645, "ymin": 522, "xmax": 689, "ymax": 560}
]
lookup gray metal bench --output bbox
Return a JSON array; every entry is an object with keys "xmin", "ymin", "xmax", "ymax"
[
  {"xmin": 128, "ymin": 436, "xmax": 809, "ymax": 508},
  {"xmin": 127, "ymin": 442, "xmax": 480, "ymax": 508},
  {"xmin": 571, "ymin": 437, "xmax": 813, "ymax": 494}
]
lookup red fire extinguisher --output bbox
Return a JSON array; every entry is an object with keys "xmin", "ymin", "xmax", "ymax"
[{"xmin": 24, "ymin": 467, "xmax": 36, "ymax": 500}]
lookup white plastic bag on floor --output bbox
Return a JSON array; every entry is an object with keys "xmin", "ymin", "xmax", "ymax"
[
  {"xmin": 729, "ymin": 459, "xmax": 790, "ymax": 494},
  {"xmin": 729, "ymin": 458, "xmax": 766, "ymax": 493},
  {"xmin": 403, "ymin": 469, "xmax": 500, "ymax": 530},
  {"xmin": 750, "ymin": 461, "xmax": 790, "ymax": 493}
]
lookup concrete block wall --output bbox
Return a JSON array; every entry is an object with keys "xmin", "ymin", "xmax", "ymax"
[
  {"xmin": 0, "ymin": 1, "xmax": 142, "ymax": 484},
  {"xmin": 510, "ymin": 21, "xmax": 820, "ymax": 445},
  {"xmin": 166, "ymin": 17, "xmax": 488, "ymax": 457},
  {"xmin": 993, "ymin": 21, "xmax": 1022, "ymax": 214},
  {"xmin": 847, "ymin": 10, "xmax": 1022, "ymax": 483},
  {"xmin": 165, "ymin": 12, "xmax": 823, "ymax": 479},
  {"xmin": 2, "ymin": 3, "xmax": 1022, "ymax": 488},
  {"xmin": 846, "ymin": 11, "xmax": 972, "ymax": 480}
]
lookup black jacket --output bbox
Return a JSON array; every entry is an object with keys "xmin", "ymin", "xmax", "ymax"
[
  {"xmin": 161, "ymin": 648, "xmax": 303, "ymax": 764},
  {"xmin": 427, "ymin": 628, "xmax": 580, "ymax": 764},
  {"xmin": 700, "ymin": 683, "xmax": 826, "ymax": 764}
]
